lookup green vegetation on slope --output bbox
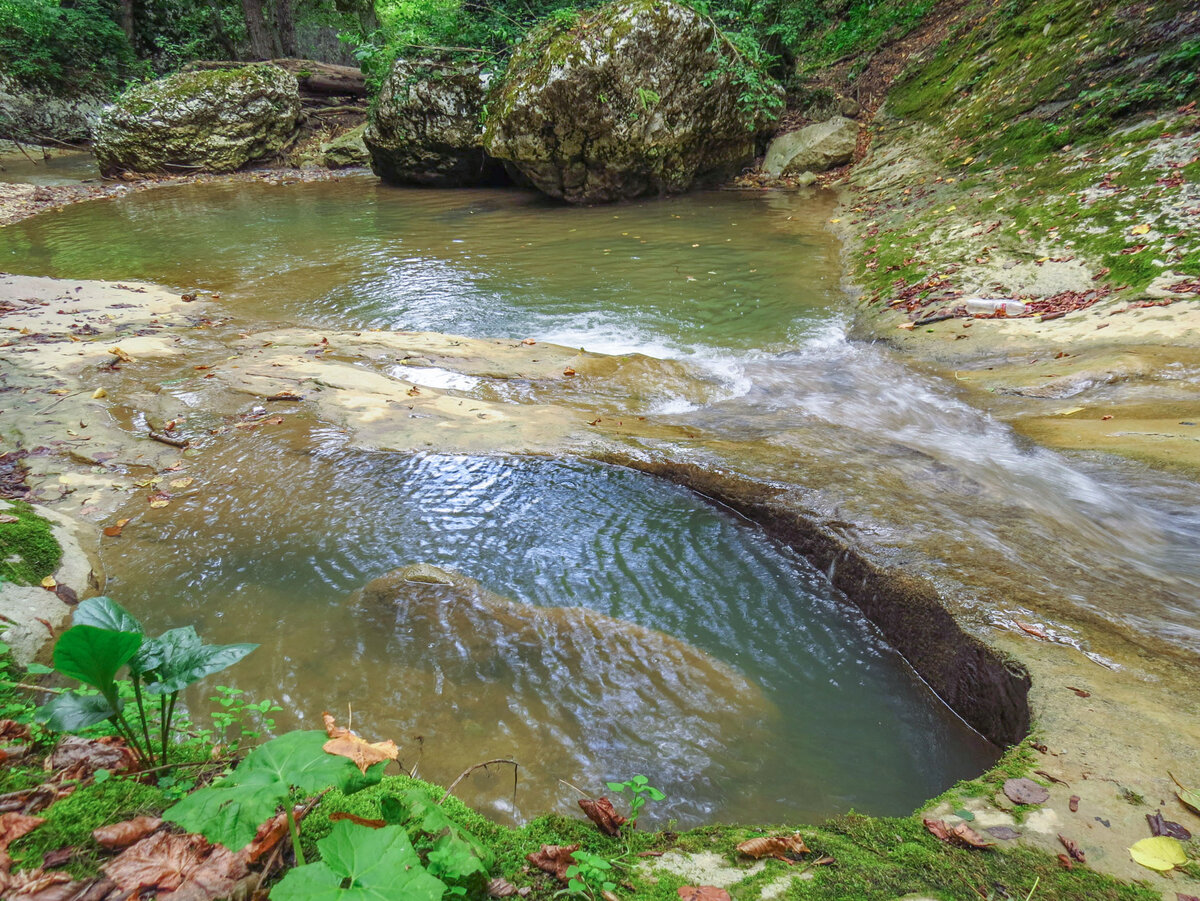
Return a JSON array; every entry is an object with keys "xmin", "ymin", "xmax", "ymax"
[{"xmin": 0, "ymin": 500, "xmax": 62, "ymax": 585}]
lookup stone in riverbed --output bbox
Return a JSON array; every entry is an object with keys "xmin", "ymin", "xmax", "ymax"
[
  {"xmin": 762, "ymin": 116, "xmax": 859, "ymax": 177},
  {"xmin": 483, "ymin": 0, "xmax": 782, "ymax": 203},
  {"xmin": 321, "ymin": 123, "xmax": 369, "ymax": 169},
  {"xmin": 364, "ymin": 59, "xmax": 499, "ymax": 187},
  {"xmin": 92, "ymin": 64, "xmax": 300, "ymax": 176}
]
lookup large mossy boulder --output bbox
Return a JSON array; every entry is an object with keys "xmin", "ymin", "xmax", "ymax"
[
  {"xmin": 365, "ymin": 59, "xmax": 498, "ymax": 187},
  {"xmin": 762, "ymin": 116, "xmax": 859, "ymax": 177},
  {"xmin": 483, "ymin": 0, "xmax": 781, "ymax": 204},
  {"xmin": 93, "ymin": 65, "xmax": 300, "ymax": 176}
]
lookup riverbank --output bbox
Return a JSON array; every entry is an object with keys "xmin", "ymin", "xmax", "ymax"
[{"xmin": 3, "ymin": 271, "xmax": 1200, "ymax": 895}]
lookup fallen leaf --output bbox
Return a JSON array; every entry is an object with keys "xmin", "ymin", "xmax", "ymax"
[
  {"xmin": 986, "ymin": 826, "xmax": 1021, "ymax": 840},
  {"xmin": 1066, "ymin": 686, "xmax": 1090, "ymax": 697},
  {"xmin": 1003, "ymin": 778, "xmax": 1050, "ymax": 805},
  {"xmin": 924, "ymin": 818, "xmax": 953, "ymax": 843},
  {"xmin": 1035, "ymin": 770, "xmax": 1070, "ymax": 787},
  {"xmin": 0, "ymin": 813, "xmax": 47, "ymax": 869},
  {"xmin": 678, "ymin": 887, "xmax": 732, "ymax": 901},
  {"xmin": 1013, "ymin": 620, "xmax": 1049, "ymax": 640},
  {"xmin": 1129, "ymin": 835, "xmax": 1187, "ymax": 871},
  {"xmin": 812, "ymin": 856, "xmax": 835, "ymax": 866},
  {"xmin": 1147, "ymin": 811, "xmax": 1191, "ymax": 841},
  {"xmin": 487, "ymin": 876, "xmax": 528, "ymax": 897},
  {"xmin": 103, "ymin": 831, "xmax": 247, "ymax": 898},
  {"xmin": 40, "ymin": 847, "xmax": 73, "ymax": 869},
  {"xmin": 40, "ymin": 576, "xmax": 56, "ymax": 590},
  {"xmin": 1129, "ymin": 224, "xmax": 1150, "ymax": 235},
  {"xmin": 736, "ymin": 833, "xmax": 809, "ymax": 863},
  {"xmin": 320, "ymin": 711, "xmax": 399, "ymax": 774},
  {"xmin": 1069, "ymin": 795, "xmax": 1080, "ymax": 813},
  {"xmin": 102, "ymin": 519, "xmax": 130, "ymax": 538},
  {"xmin": 951, "ymin": 822, "xmax": 994, "ymax": 849},
  {"xmin": 563, "ymin": 367, "xmax": 576, "ymax": 377},
  {"xmin": 521, "ymin": 339, "xmax": 537, "ymax": 346},
  {"xmin": 578, "ymin": 798, "xmax": 626, "ymax": 837},
  {"xmin": 0, "ymin": 867, "xmax": 78, "ymax": 901},
  {"xmin": 245, "ymin": 808, "xmax": 300, "ymax": 864},
  {"xmin": 167, "ymin": 478, "xmax": 194, "ymax": 491},
  {"xmin": 328, "ymin": 812, "xmax": 386, "ymax": 830},
  {"xmin": 47, "ymin": 736, "xmax": 137, "ymax": 778},
  {"xmin": 1059, "ymin": 834, "xmax": 1085, "ymax": 863},
  {"xmin": 92, "ymin": 388, "xmax": 107, "ymax": 399},
  {"xmin": 93, "ymin": 816, "xmax": 162, "ymax": 850},
  {"xmin": 108, "ymin": 347, "xmax": 133, "ymax": 364},
  {"xmin": 526, "ymin": 843, "xmax": 578, "ymax": 883},
  {"xmin": 147, "ymin": 492, "xmax": 170, "ymax": 509},
  {"xmin": 0, "ymin": 721, "xmax": 32, "ymax": 743},
  {"xmin": 1057, "ymin": 853, "xmax": 1074, "ymax": 870}
]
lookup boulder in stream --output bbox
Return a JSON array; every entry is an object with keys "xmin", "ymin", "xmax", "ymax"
[
  {"xmin": 92, "ymin": 64, "xmax": 300, "ymax": 176},
  {"xmin": 762, "ymin": 116, "xmax": 859, "ymax": 177},
  {"xmin": 483, "ymin": 0, "xmax": 782, "ymax": 203},
  {"xmin": 365, "ymin": 59, "xmax": 500, "ymax": 187}
]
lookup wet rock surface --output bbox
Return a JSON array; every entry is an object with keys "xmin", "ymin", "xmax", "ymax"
[
  {"xmin": 365, "ymin": 59, "xmax": 498, "ymax": 187},
  {"xmin": 483, "ymin": 0, "xmax": 778, "ymax": 203},
  {"xmin": 92, "ymin": 64, "xmax": 300, "ymax": 175},
  {"xmin": 762, "ymin": 116, "xmax": 859, "ymax": 176}
]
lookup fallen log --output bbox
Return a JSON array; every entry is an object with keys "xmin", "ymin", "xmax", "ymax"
[{"xmin": 184, "ymin": 58, "xmax": 367, "ymax": 98}]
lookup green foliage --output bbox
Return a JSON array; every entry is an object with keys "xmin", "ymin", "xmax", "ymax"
[
  {"xmin": 165, "ymin": 730, "xmax": 386, "ymax": 852},
  {"xmin": 270, "ymin": 820, "xmax": 446, "ymax": 901},
  {"xmin": 605, "ymin": 774, "xmax": 665, "ymax": 824},
  {"xmin": 206, "ymin": 685, "xmax": 283, "ymax": 751},
  {"xmin": 381, "ymin": 788, "xmax": 493, "ymax": 896},
  {"xmin": 560, "ymin": 849, "xmax": 617, "ymax": 899},
  {"xmin": 0, "ymin": 0, "xmax": 139, "ymax": 92},
  {"xmin": 36, "ymin": 596, "xmax": 256, "ymax": 768},
  {"xmin": 0, "ymin": 501, "xmax": 62, "ymax": 586}
]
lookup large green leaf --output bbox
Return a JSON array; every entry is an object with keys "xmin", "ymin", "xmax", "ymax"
[
  {"xmin": 70, "ymin": 596, "xmax": 143, "ymax": 634},
  {"xmin": 165, "ymin": 731, "xmax": 379, "ymax": 851},
  {"xmin": 36, "ymin": 690, "xmax": 119, "ymax": 732},
  {"xmin": 138, "ymin": 626, "xmax": 257, "ymax": 694},
  {"xmin": 52, "ymin": 625, "xmax": 143, "ymax": 691},
  {"xmin": 270, "ymin": 821, "xmax": 446, "ymax": 901}
]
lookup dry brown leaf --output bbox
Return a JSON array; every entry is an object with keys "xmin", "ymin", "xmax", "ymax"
[
  {"xmin": 526, "ymin": 843, "xmax": 579, "ymax": 883},
  {"xmin": 924, "ymin": 818, "xmax": 953, "ymax": 843},
  {"xmin": 578, "ymin": 798, "xmax": 625, "ymax": 837},
  {"xmin": 103, "ymin": 831, "xmax": 247, "ymax": 900},
  {"xmin": 320, "ymin": 712, "xmax": 400, "ymax": 774},
  {"xmin": 244, "ymin": 809, "xmax": 299, "ymax": 865},
  {"xmin": 147, "ymin": 492, "xmax": 171, "ymax": 509},
  {"xmin": 678, "ymin": 887, "xmax": 732, "ymax": 901},
  {"xmin": 1003, "ymin": 778, "xmax": 1050, "ymax": 805},
  {"xmin": 1057, "ymin": 853, "xmax": 1074, "ymax": 870},
  {"xmin": 1069, "ymin": 795, "xmax": 1080, "ymax": 812},
  {"xmin": 1014, "ymin": 620, "xmax": 1049, "ymax": 640},
  {"xmin": 736, "ymin": 833, "xmax": 809, "ymax": 863},
  {"xmin": 0, "ymin": 812, "xmax": 47, "ymax": 870},
  {"xmin": 47, "ymin": 736, "xmax": 137, "ymax": 778},
  {"xmin": 92, "ymin": 816, "xmax": 162, "ymax": 850},
  {"xmin": 950, "ymin": 822, "xmax": 994, "ymax": 849},
  {"xmin": 0, "ymin": 721, "xmax": 32, "ymax": 743},
  {"xmin": 1058, "ymin": 834, "xmax": 1085, "ymax": 863},
  {"xmin": 487, "ymin": 876, "xmax": 530, "ymax": 897},
  {"xmin": 0, "ymin": 867, "xmax": 77, "ymax": 901},
  {"xmin": 328, "ymin": 812, "xmax": 387, "ymax": 830}
]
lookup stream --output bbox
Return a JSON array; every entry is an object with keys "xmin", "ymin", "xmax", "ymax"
[{"xmin": 4, "ymin": 174, "xmax": 1200, "ymax": 825}]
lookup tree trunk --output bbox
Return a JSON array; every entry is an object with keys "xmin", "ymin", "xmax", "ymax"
[
  {"xmin": 273, "ymin": 0, "xmax": 299, "ymax": 58},
  {"xmin": 241, "ymin": 0, "xmax": 275, "ymax": 60},
  {"xmin": 117, "ymin": 0, "xmax": 136, "ymax": 44},
  {"xmin": 207, "ymin": 0, "xmax": 239, "ymax": 59},
  {"xmin": 184, "ymin": 59, "xmax": 367, "ymax": 98}
]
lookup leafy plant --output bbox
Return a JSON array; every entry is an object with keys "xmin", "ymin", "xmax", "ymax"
[
  {"xmin": 605, "ymin": 774, "xmax": 665, "ymax": 825},
  {"xmin": 270, "ymin": 819, "xmax": 446, "ymax": 901},
  {"xmin": 207, "ymin": 685, "xmax": 283, "ymax": 751},
  {"xmin": 36, "ymin": 596, "xmax": 256, "ymax": 769},
  {"xmin": 381, "ymin": 788, "xmax": 493, "ymax": 897},
  {"xmin": 635, "ymin": 86, "xmax": 660, "ymax": 109},
  {"xmin": 165, "ymin": 730, "xmax": 386, "ymax": 864},
  {"xmin": 559, "ymin": 849, "xmax": 617, "ymax": 899}
]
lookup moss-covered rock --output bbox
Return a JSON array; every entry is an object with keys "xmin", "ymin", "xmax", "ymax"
[
  {"xmin": 0, "ymin": 499, "xmax": 61, "ymax": 586},
  {"xmin": 92, "ymin": 65, "xmax": 300, "ymax": 176},
  {"xmin": 483, "ymin": 0, "xmax": 781, "ymax": 204},
  {"xmin": 763, "ymin": 116, "xmax": 859, "ymax": 176},
  {"xmin": 321, "ymin": 122, "xmax": 369, "ymax": 169},
  {"xmin": 365, "ymin": 59, "xmax": 500, "ymax": 186}
]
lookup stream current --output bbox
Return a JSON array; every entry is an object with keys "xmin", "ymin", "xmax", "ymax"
[{"xmin": 4, "ymin": 175, "xmax": 1200, "ymax": 825}]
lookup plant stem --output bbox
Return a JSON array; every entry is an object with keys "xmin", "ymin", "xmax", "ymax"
[
  {"xmin": 286, "ymin": 806, "xmax": 306, "ymax": 867},
  {"xmin": 161, "ymin": 692, "xmax": 178, "ymax": 767},
  {"xmin": 131, "ymin": 674, "xmax": 155, "ymax": 765}
]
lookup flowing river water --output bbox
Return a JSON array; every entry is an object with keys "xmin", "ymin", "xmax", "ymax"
[{"xmin": 4, "ymin": 175, "xmax": 1200, "ymax": 825}]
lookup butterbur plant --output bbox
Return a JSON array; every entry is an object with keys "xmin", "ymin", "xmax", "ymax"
[
  {"xmin": 606, "ymin": 774, "xmax": 665, "ymax": 825},
  {"xmin": 36, "ymin": 596, "xmax": 256, "ymax": 768},
  {"xmin": 560, "ymin": 849, "xmax": 618, "ymax": 900}
]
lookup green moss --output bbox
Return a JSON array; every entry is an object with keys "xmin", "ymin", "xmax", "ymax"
[
  {"xmin": 10, "ymin": 777, "xmax": 168, "ymax": 879},
  {"xmin": 0, "ymin": 500, "xmax": 62, "ymax": 586}
]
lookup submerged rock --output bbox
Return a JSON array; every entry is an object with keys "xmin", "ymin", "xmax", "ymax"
[
  {"xmin": 762, "ymin": 116, "xmax": 859, "ymax": 177},
  {"xmin": 483, "ymin": 0, "xmax": 781, "ymax": 203},
  {"xmin": 92, "ymin": 65, "xmax": 300, "ymax": 176},
  {"xmin": 365, "ymin": 59, "xmax": 499, "ymax": 187}
]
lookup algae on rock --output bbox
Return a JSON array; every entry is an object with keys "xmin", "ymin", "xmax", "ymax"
[
  {"xmin": 365, "ymin": 59, "xmax": 499, "ymax": 187},
  {"xmin": 92, "ymin": 64, "xmax": 300, "ymax": 176},
  {"xmin": 483, "ymin": 0, "xmax": 782, "ymax": 203}
]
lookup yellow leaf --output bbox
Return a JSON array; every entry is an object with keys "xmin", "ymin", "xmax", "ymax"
[
  {"xmin": 41, "ymin": 576, "xmax": 57, "ymax": 590},
  {"xmin": 1130, "ymin": 224, "xmax": 1150, "ymax": 235},
  {"xmin": 947, "ymin": 205, "xmax": 957, "ymax": 211},
  {"xmin": 168, "ymin": 477, "xmax": 194, "ymax": 490},
  {"xmin": 322, "ymin": 712, "xmax": 399, "ymax": 774},
  {"xmin": 1129, "ymin": 836, "xmax": 1187, "ymax": 871},
  {"xmin": 92, "ymin": 388, "xmax": 107, "ymax": 399}
]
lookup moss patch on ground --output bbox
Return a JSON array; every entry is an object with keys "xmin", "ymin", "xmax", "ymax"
[{"xmin": 0, "ymin": 500, "xmax": 61, "ymax": 585}]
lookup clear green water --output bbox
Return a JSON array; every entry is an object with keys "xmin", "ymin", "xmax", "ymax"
[{"xmin": 2, "ymin": 179, "xmax": 1008, "ymax": 826}]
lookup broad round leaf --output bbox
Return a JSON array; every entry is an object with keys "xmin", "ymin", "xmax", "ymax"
[
  {"xmin": 36, "ymin": 690, "xmax": 119, "ymax": 732},
  {"xmin": 1129, "ymin": 836, "xmax": 1188, "ymax": 871},
  {"xmin": 71, "ymin": 596, "xmax": 143, "ymax": 634},
  {"xmin": 53, "ymin": 625, "xmax": 143, "ymax": 691}
]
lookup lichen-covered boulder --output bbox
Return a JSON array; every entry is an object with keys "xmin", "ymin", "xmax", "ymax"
[
  {"xmin": 321, "ymin": 122, "xmax": 369, "ymax": 169},
  {"xmin": 483, "ymin": 0, "xmax": 781, "ymax": 203},
  {"xmin": 762, "ymin": 116, "xmax": 859, "ymax": 177},
  {"xmin": 364, "ymin": 59, "xmax": 499, "ymax": 187},
  {"xmin": 93, "ymin": 65, "xmax": 300, "ymax": 176}
]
